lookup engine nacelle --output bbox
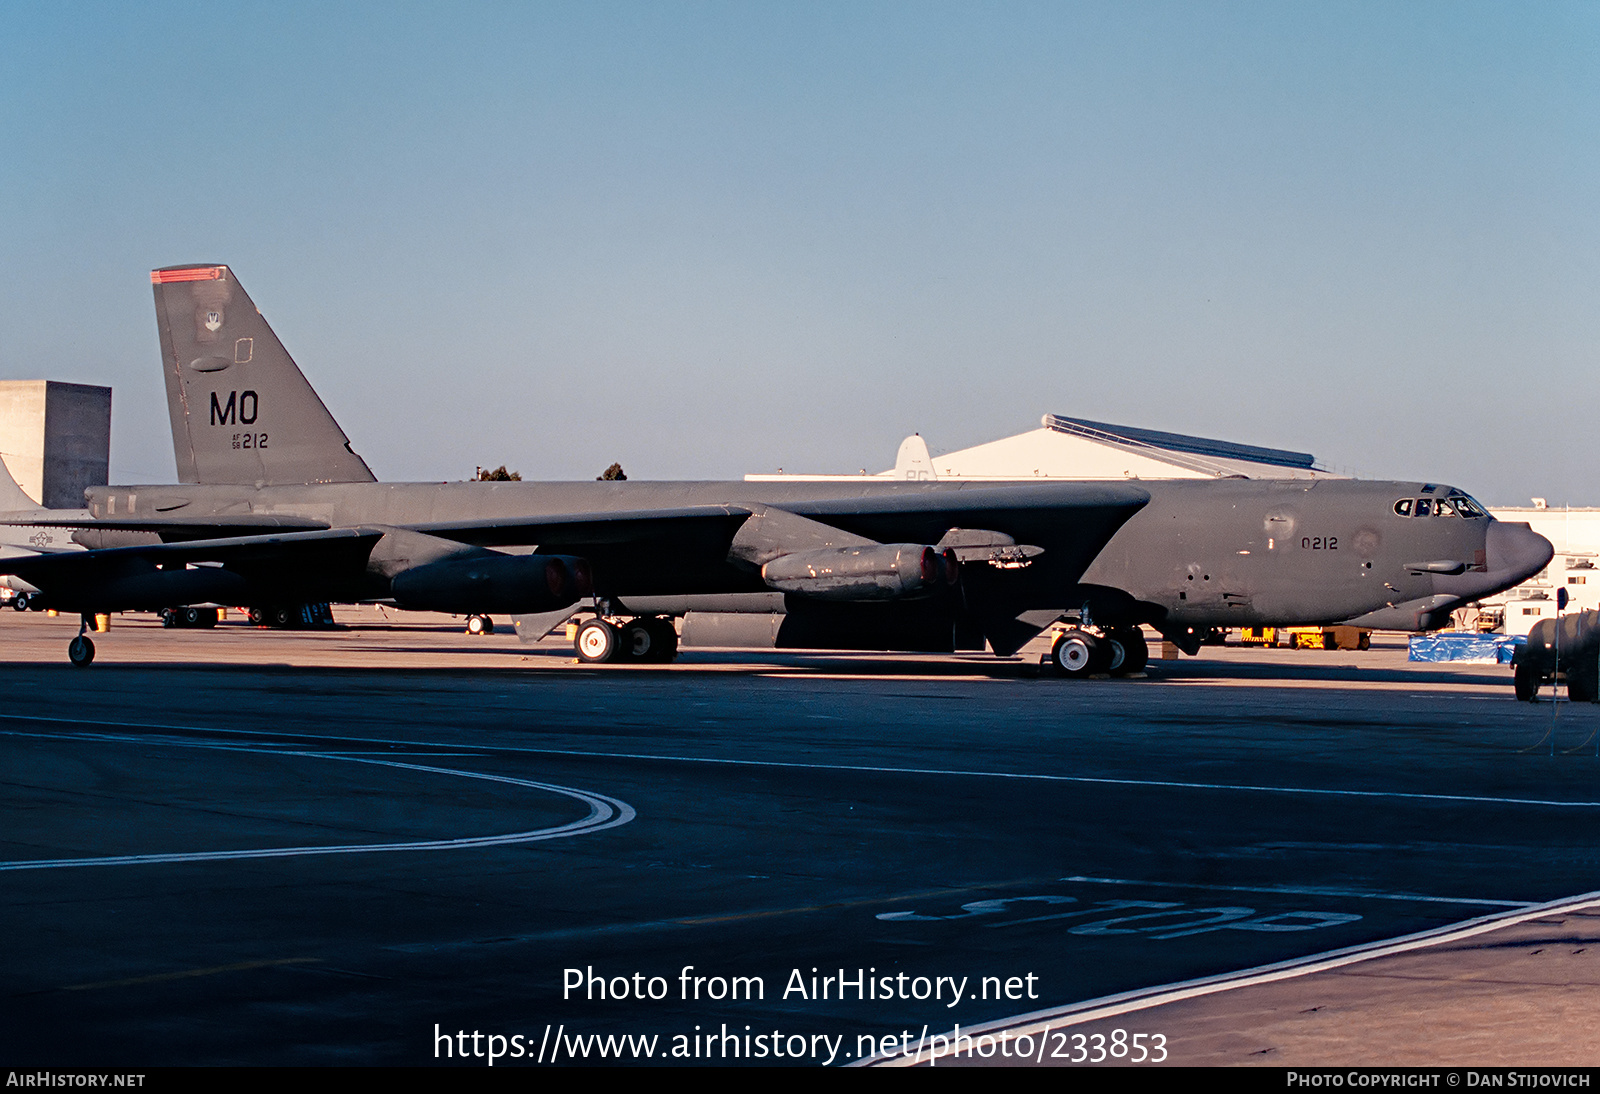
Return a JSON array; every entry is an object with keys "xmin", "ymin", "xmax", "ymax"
[
  {"xmin": 761, "ymin": 544, "xmax": 952, "ymax": 601},
  {"xmin": 390, "ymin": 552, "xmax": 591, "ymax": 615}
]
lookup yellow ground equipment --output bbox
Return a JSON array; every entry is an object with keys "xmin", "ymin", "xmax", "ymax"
[{"xmin": 1282, "ymin": 626, "xmax": 1370, "ymax": 651}]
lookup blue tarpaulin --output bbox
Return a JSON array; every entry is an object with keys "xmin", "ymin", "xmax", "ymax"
[{"xmin": 1408, "ymin": 632, "xmax": 1525, "ymax": 664}]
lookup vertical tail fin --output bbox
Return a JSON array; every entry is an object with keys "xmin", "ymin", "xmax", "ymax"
[
  {"xmin": 0, "ymin": 454, "xmax": 42, "ymax": 512},
  {"xmin": 152, "ymin": 265, "xmax": 376, "ymax": 485},
  {"xmin": 893, "ymin": 434, "xmax": 937, "ymax": 480}
]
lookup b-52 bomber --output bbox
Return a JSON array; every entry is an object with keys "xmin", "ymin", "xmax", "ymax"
[{"xmin": 0, "ymin": 265, "xmax": 1552, "ymax": 674}]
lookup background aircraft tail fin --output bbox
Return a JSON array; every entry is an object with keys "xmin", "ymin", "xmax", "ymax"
[
  {"xmin": 152, "ymin": 265, "xmax": 376, "ymax": 485},
  {"xmin": 893, "ymin": 434, "xmax": 937, "ymax": 480},
  {"xmin": 0, "ymin": 454, "xmax": 41, "ymax": 511}
]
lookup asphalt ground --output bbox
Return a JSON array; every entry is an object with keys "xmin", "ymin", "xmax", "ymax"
[{"xmin": 2, "ymin": 607, "xmax": 1597, "ymax": 1068}]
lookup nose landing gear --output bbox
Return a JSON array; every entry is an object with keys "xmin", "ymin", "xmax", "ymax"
[{"xmin": 68, "ymin": 615, "xmax": 96, "ymax": 667}]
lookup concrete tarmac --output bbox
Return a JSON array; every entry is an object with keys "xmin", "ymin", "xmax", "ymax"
[{"xmin": 2, "ymin": 607, "xmax": 1597, "ymax": 1067}]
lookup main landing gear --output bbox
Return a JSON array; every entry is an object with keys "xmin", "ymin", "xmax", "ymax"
[
  {"xmin": 1048, "ymin": 625, "xmax": 1148, "ymax": 679},
  {"xmin": 246, "ymin": 603, "xmax": 335, "ymax": 629},
  {"xmin": 160, "ymin": 606, "xmax": 218, "ymax": 628},
  {"xmin": 574, "ymin": 615, "xmax": 679, "ymax": 664}
]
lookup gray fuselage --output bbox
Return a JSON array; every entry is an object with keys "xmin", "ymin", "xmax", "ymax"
[{"xmin": 83, "ymin": 475, "xmax": 1550, "ymax": 637}]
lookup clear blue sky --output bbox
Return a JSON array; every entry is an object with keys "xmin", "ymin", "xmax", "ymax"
[{"xmin": 1, "ymin": 2, "xmax": 1594, "ymax": 504}]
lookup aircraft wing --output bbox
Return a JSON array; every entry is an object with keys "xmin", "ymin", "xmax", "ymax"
[
  {"xmin": 0, "ymin": 513, "xmax": 332, "ymax": 541},
  {"xmin": 411, "ymin": 505, "xmax": 763, "ymax": 593},
  {"xmin": 407, "ymin": 484, "xmax": 1148, "ymax": 594},
  {"xmin": 0, "ymin": 484, "xmax": 1149, "ymax": 613},
  {"xmin": 408, "ymin": 505, "xmax": 754, "ymax": 547},
  {"xmin": 0, "ymin": 526, "xmax": 383, "ymax": 580},
  {"xmin": 0, "ymin": 509, "xmax": 760, "ymax": 612}
]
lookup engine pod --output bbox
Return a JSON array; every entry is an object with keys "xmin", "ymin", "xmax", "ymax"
[
  {"xmin": 390, "ymin": 552, "xmax": 589, "ymax": 614},
  {"xmin": 761, "ymin": 544, "xmax": 940, "ymax": 601}
]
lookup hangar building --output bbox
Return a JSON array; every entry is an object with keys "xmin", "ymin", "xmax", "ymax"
[
  {"xmin": 1477, "ymin": 503, "xmax": 1600, "ymax": 635},
  {"xmin": 0, "ymin": 381, "xmax": 112, "ymax": 508},
  {"xmin": 746, "ymin": 414, "xmax": 1342, "ymax": 483}
]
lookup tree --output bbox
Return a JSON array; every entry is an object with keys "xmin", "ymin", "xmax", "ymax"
[
  {"xmin": 475, "ymin": 465, "xmax": 521, "ymax": 481},
  {"xmin": 597, "ymin": 462, "xmax": 627, "ymax": 481}
]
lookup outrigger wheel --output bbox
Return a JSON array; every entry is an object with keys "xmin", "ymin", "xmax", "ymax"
[{"xmin": 68, "ymin": 615, "xmax": 95, "ymax": 667}]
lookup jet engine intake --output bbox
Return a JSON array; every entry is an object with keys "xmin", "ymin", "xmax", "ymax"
[
  {"xmin": 761, "ymin": 544, "xmax": 946, "ymax": 601},
  {"xmin": 390, "ymin": 552, "xmax": 591, "ymax": 615}
]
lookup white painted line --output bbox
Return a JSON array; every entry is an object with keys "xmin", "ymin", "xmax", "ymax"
[
  {"xmin": 5, "ymin": 713, "xmax": 1599, "ymax": 809},
  {"xmin": 1059, "ymin": 874, "xmax": 1532, "ymax": 908},
  {"xmin": 857, "ymin": 888, "xmax": 1600, "ymax": 1067},
  {"xmin": 0, "ymin": 732, "xmax": 635, "ymax": 872}
]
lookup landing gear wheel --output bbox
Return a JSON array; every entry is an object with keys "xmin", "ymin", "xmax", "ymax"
[
  {"xmin": 1568, "ymin": 661, "xmax": 1599, "ymax": 704},
  {"xmin": 1513, "ymin": 661, "xmax": 1541, "ymax": 702},
  {"xmin": 1050, "ymin": 629, "xmax": 1103, "ymax": 678},
  {"xmin": 1107, "ymin": 627, "xmax": 1149, "ymax": 676},
  {"xmin": 618, "ymin": 617, "xmax": 679, "ymax": 663},
  {"xmin": 466, "ymin": 614, "xmax": 494, "ymax": 636},
  {"xmin": 68, "ymin": 635, "xmax": 95, "ymax": 667},
  {"xmin": 1102, "ymin": 637, "xmax": 1127, "ymax": 674},
  {"xmin": 620, "ymin": 620, "xmax": 652, "ymax": 660},
  {"xmin": 575, "ymin": 618, "xmax": 618, "ymax": 663},
  {"xmin": 12, "ymin": 594, "xmax": 28, "ymax": 612},
  {"xmin": 642, "ymin": 617, "xmax": 679, "ymax": 663}
]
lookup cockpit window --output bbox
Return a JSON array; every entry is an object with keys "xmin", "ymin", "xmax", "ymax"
[{"xmin": 1394, "ymin": 492, "xmax": 1485, "ymax": 518}]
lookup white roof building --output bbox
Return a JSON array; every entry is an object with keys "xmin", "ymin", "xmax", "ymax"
[
  {"xmin": 1482, "ymin": 505, "xmax": 1600, "ymax": 634},
  {"xmin": 747, "ymin": 414, "xmax": 1340, "ymax": 483}
]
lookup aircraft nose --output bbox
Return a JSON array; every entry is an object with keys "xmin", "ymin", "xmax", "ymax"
[{"xmin": 1486, "ymin": 520, "xmax": 1554, "ymax": 584}]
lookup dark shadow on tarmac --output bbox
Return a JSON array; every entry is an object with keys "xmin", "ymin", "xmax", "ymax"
[{"xmin": 0, "ymin": 644, "xmax": 1521, "ymax": 690}]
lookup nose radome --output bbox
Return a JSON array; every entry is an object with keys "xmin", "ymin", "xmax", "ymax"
[{"xmin": 1486, "ymin": 520, "xmax": 1554, "ymax": 584}]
